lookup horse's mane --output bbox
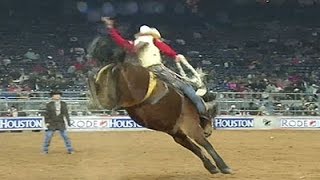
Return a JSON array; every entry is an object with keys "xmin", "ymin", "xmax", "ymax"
[{"xmin": 87, "ymin": 36, "xmax": 126, "ymax": 65}]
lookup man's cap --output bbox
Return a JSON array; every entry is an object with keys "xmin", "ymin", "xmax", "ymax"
[{"xmin": 50, "ymin": 90, "xmax": 62, "ymax": 96}]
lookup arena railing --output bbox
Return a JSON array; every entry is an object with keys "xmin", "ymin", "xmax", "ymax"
[
  {"xmin": 0, "ymin": 91, "xmax": 318, "ymax": 116},
  {"xmin": 213, "ymin": 91, "xmax": 319, "ymax": 116}
]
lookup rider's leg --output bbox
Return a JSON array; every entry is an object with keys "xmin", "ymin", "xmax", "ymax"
[
  {"xmin": 148, "ymin": 65, "xmax": 211, "ymax": 115},
  {"xmin": 183, "ymin": 85, "xmax": 206, "ymax": 114},
  {"xmin": 181, "ymin": 84, "xmax": 216, "ymax": 114}
]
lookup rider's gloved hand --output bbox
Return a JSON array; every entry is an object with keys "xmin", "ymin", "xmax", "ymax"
[{"xmin": 175, "ymin": 54, "xmax": 184, "ymax": 63}]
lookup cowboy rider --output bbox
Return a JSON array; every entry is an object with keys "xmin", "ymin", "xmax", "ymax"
[{"xmin": 101, "ymin": 17, "xmax": 215, "ymax": 119}]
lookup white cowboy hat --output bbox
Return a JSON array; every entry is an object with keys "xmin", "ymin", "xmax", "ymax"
[{"xmin": 135, "ymin": 25, "xmax": 161, "ymax": 39}]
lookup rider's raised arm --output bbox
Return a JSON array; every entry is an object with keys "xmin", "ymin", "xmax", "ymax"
[
  {"xmin": 107, "ymin": 27, "xmax": 134, "ymax": 52},
  {"xmin": 153, "ymin": 39, "xmax": 178, "ymax": 60}
]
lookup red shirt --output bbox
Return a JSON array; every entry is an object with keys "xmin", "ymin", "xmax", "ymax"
[
  {"xmin": 108, "ymin": 28, "xmax": 134, "ymax": 52},
  {"xmin": 153, "ymin": 40, "xmax": 177, "ymax": 59},
  {"xmin": 108, "ymin": 28, "xmax": 178, "ymax": 59}
]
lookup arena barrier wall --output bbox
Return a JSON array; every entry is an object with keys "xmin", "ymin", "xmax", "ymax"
[
  {"xmin": 1, "ymin": 116, "xmax": 320, "ymax": 131},
  {"xmin": 215, "ymin": 116, "xmax": 320, "ymax": 130}
]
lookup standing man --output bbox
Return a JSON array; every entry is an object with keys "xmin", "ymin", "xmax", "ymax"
[{"xmin": 42, "ymin": 90, "xmax": 74, "ymax": 154}]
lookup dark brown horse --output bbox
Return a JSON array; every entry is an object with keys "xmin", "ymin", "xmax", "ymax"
[{"xmin": 89, "ymin": 61, "xmax": 232, "ymax": 174}]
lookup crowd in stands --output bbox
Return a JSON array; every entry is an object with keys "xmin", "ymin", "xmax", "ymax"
[
  {"xmin": 0, "ymin": 20, "xmax": 99, "ymax": 93},
  {"xmin": 1, "ymin": 0, "xmax": 320, "ymax": 115}
]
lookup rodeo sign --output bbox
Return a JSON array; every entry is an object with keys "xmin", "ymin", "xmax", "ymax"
[
  {"xmin": 68, "ymin": 116, "xmax": 145, "ymax": 131},
  {"xmin": 280, "ymin": 118, "xmax": 320, "ymax": 128}
]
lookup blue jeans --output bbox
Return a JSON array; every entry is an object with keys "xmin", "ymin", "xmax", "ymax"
[
  {"xmin": 148, "ymin": 65, "xmax": 206, "ymax": 114},
  {"xmin": 42, "ymin": 130, "xmax": 73, "ymax": 153},
  {"xmin": 183, "ymin": 85, "xmax": 206, "ymax": 114}
]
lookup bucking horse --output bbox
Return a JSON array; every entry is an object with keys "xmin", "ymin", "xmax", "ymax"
[{"xmin": 87, "ymin": 36, "xmax": 232, "ymax": 174}]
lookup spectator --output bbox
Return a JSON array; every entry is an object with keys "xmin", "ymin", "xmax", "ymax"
[
  {"xmin": 257, "ymin": 102, "xmax": 274, "ymax": 116},
  {"xmin": 228, "ymin": 105, "xmax": 240, "ymax": 116},
  {"xmin": 7, "ymin": 105, "xmax": 18, "ymax": 117},
  {"xmin": 246, "ymin": 102, "xmax": 259, "ymax": 115},
  {"xmin": 24, "ymin": 48, "xmax": 40, "ymax": 60}
]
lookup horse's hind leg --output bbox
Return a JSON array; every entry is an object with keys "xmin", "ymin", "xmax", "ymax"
[
  {"xmin": 172, "ymin": 131, "xmax": 219, "ymax": 174},
  {"xmin": 192, "ymin": 133, "xmax": 232, "ymax": 174}
]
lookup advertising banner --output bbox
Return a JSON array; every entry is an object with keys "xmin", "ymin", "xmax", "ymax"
[
  {"xmin": 215, "ymin": 116, "xmax": 320, "ymax": 130},
  {"xmin": 280, "ymin": 117, "xmax": 320, "ymax": 128},
  {"xmin": 0, "ymin": 117, "xmax": 45, "ymax": 131},
  {"xmin": 2, "ymin": 115, "xmax": 320, "ymax": 132},
  {"xmin": 214, "ymin": 117, "xmax": 254, "ymax": 129},
  {"xmin": 68, "ymin": 116, "xmax": 146, "ymax": 131},
  {"xmin": 252, "ymin": 116, "xmax": 280, "ymax": 129}
]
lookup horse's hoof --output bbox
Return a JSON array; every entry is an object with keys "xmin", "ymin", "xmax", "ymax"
[
  {"xmin": 209, "ymin": 168, "xmax": 220, "ymax": 174},
  {"xmin": 204, "ymin": 162, "xmax": 219, "ymax": 174},
  {"xmin": 220, "ymin": 168, "xmax": 233, "ymax": 174}
]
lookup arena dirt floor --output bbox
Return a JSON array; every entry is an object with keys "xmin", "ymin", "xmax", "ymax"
[{"xmin": 0, "ymin": 130, "xmax": 320, "ymax": 180}]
